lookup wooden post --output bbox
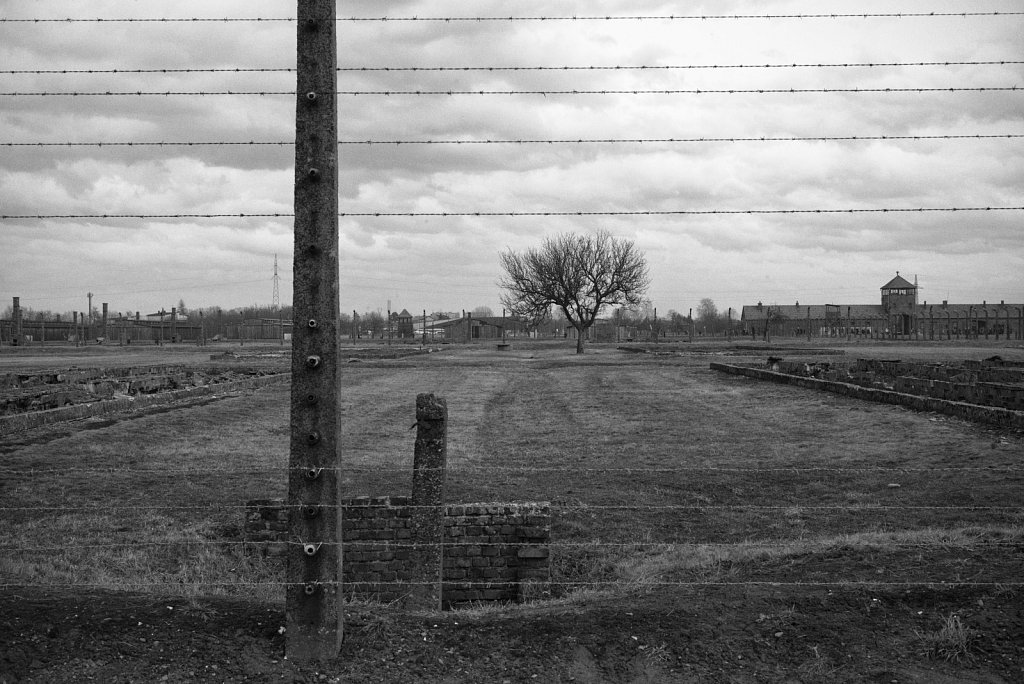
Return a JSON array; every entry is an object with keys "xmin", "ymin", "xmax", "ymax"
[
  {"xmin": 286, "ymin": 0, "xmax": 342, "ymax": 662},
  {"xmin": 408, "ymin": 393, "xmax": 447, "ymax": 609}
]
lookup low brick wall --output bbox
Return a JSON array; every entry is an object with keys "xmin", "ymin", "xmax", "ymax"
[
  {"xmin": 245, "ymin": 497, "xmax": 551, "ymax": 608},
  {"xmin": 851, "ymin": 358, "xmax": 1024, "ymax": 386},
  {"xmin": 710, "ymin": 362, "xmax": 1024, "ymax": 430},
  {"xmin": 0, "ymin": 372, "xmax": 287, "ymax": 435},
  {"xmin": 442, "ymin": 503, "xmax": 550, "ymax": 607},
  {"xmin": 893, "ymin": 376, "xmax": 1024, "ymax": 410}
]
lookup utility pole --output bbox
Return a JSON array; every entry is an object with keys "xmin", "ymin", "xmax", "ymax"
[
  {"xmin": 273, "ymin": 253, "xmax": 281, "ymax": 310},
  {"xmin": 87, "ymin": 292, "xmax": 93, "ymax": 325},
  {"xmin": 286, "ymin": 0, "xmax": 343, "ymax": 662}
]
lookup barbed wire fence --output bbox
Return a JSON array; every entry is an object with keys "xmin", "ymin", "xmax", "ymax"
[{"xmin": 1, "ymin": 5, "xmax": 1023, "ymax": 657}]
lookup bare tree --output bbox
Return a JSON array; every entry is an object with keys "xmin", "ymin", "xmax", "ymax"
[
  {"xmin": 498, "ymin": 229, "xmax": 650, "ymax": 354},
  {"xmin": 696, "ymin": 298, "xmax": 719, "ymax": 325},
  {"xmin": 360, "ymin": 310, "xmax": 385, "ymax": 338},
  {"xmin": 667, "ymin": 309, "xmax": 688, "ymax": 334}
]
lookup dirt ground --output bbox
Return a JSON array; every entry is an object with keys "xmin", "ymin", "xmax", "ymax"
[{"xmin": 2, "ymin": 581, "xmax": 1022, "ymax": 683}]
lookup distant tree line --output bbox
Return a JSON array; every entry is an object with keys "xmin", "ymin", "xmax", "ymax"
[
  {"xmin": 610, "ymin": 297, "xmax": 739, "ymax": 336},
  {"xmin": 3, "ymin": 298, "xmax": 741, "ymax": 339}
]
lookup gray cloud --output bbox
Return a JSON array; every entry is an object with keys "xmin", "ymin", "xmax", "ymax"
[{"xmin": 2, "ymin": 0, "xmax": 1023, "ymax": 316}]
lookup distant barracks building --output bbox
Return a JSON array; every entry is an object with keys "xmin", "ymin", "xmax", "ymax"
[{"xmin": 741, "ymin": 273, "xmax": 1024, "ymax": 340}]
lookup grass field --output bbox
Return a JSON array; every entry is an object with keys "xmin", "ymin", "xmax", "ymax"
[{"xmin": 1, "ymin": 339, "xmax": 1022, "ymax": 682}]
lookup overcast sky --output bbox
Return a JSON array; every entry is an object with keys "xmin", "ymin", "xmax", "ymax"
[{"xmin": 1, "ymin": 0, "xmax": 1022, "ymax": 320}]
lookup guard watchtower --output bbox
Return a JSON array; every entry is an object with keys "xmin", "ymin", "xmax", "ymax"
[{"xmin": 881, "ymin": 272, "xmax": 918, "ymax": 335}]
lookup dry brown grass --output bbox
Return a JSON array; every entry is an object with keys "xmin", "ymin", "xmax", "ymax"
[{"xmin": 1, "ymin": 340, "xmax": 1022, "ymax": 603}]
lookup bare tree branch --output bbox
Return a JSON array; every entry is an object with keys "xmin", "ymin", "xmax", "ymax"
[{"xmin": 498, "ymin": 229, "xmax": 650, "ymax": 353}]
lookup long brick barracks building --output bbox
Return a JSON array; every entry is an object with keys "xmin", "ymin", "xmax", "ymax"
[{"xmin": 740, "ymin": 273, "xmax": 1024, "ymax": 340}]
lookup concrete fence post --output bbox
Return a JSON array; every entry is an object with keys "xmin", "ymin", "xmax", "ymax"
[
  {"xmin": 408, "ymin": 393, "xmax": 447, "ymax": 610},
  {"xmin": 286, "ymin": 0, "xmax": 342, "ymax": 662},
  {"xmin": 9, "ymin": 296, "xmax": 17, "ymax": 348}
]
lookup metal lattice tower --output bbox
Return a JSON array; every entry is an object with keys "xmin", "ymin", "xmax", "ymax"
[{"xmin": 272, "ymin": 253, "xmax": 281, "ymax": 310}]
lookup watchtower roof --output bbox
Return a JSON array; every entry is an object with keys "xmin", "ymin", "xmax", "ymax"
[{"xmin": 881, "ymin": 273, "xmax": 916, "ymax": 291}]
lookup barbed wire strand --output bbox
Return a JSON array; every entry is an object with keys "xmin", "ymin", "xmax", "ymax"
[
  {"xmin": 5, "ymin": 134, "xmax": 1024, "ymax": 147},
  {"xmin": 2, "ymin": 86, "xmax": 1020, "ymax": 96},
  {"xmin": 1, "ymin": 464, "xmax": 1020, "ymax": 475},
  {"xmin": 0, "ymin": 464, "xmax": 1002, "ymax": 475},
  {"xmin": 3, "ymin": 60, "xmax": 1022, "ymax": 74},
  {"xmin": 1, "ymin": 504, "xmax": 1018, "ymax": 512},
  {"xmin": 0, "ymin": 580, "xmax": 1019, "ymax": 590},
  {"xmin": 2, "ymin": 207, "xmax": 1022, "ymax": 220},
  {"xmin": 1, "ymin": 12, "xmax": 1022, "ymax": 22},
  {"xmin": 2, "ymin": 538, "xmax": 1020, "ymax": 552}
]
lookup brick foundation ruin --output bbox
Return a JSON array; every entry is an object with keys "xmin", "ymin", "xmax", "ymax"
[
  {"xmin": 711, "ymin": 357, "xmax": 1024, "ymax": 429},
  {"xmin": 0, "ymin": 367, "xmax": 286, "ymax": 434},
  {"xmin": 248, "ymin": 392, "xmax": 551, "ymax": 609},
  {"xmin": 245, "ymin": 497, "xmax": 550, "ymax": 608}
]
